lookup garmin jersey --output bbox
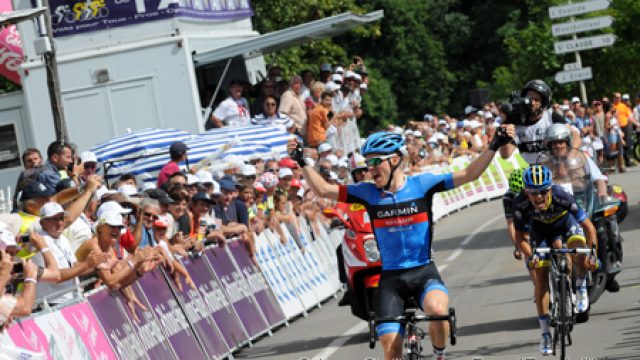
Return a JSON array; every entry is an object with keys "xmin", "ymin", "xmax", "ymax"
[
  {"xmin": 512, "ymin": 184, "xmax": 587, "ymax": 232},
  {"xmin": 515, "ymin": 110, "xmax": 565, "ymax": 164},
  {"xmin": 338, "ymin": 173, "xmax": 454, "ymax": 270}
]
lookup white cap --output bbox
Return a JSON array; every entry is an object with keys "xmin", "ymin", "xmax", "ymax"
[
  {"xmin": 561, "ymin": 104, "xmax": 570, "ymax": 111},
  {"xmin": 318, "ymin": 143, "xmax": 332, "ymax": 153},
  {"xmin": 140, "ymin": 182, "xmax": 156, "ymax": 191},
  {"xmin": 469, "ymin": 120, "xmax": 483, "ymax": 129},
  {"xmin": 96, "ymin": 201, "xmax": 131, "ymax": 219},
  {"xmin": 393, "ymin": 126, "xmax": 403, "ymax": 134},
  {"xmin": 195, "ymin": 170, "xmax": 214, "ymax": 184},
  {"xmin": 326, "ymin": 154, "xmax": 339, "ymax": 167},
  {"xmin": 80, "ymin": 151, "xmax": 98, "ymax": 164},
  {"xmin": 464, "ymin": 105, "xmax": 477, "ymax": 115},
  {"xmin": 359, "ymin": 83, "xmax": 368, "ymax": 90},
  {"xmin": 117, "ymin": 184, "xmax": 138, "ymax": 197},
  {"xmin": 337, "ymin": 159, "xmax": 349, "ymax": 168},
  {"xmin": 0, "ymin": 228, "xmax": 17, "ymax": 249},
  {"xmin": 571, "ymin": 96, "xmax": 580, "ymax": 103},
  {"xmin": 353, "ymin": 73, "xmax": 362, "ymax": 82},
  {"xmin": 325, "ymin": 82, "xmax": 340, "ymax": 92},
  {"xmin": 211, "ymin": 180, "xmax": 221, "ymax": 195},
  {"xmin": 463, "ymin": 131, "xmax": 472, "ymax": 137},
  {"xmin": 95, "ymin": 186, "xmax": 118, "ymax": 202},
  {"xmin": 98, "ymin": 210, "xmax": 125, "ymax": 228},
  {"xmin": 412, "ymin": 130, "xmax": 422, "ymax": 138},
  {"xmin": 462, "ymin": 120, "xmax": 470, "ymax": 128},
  {"xmin": 334, "ymin": 66, "xmax": 345, "ymax": 74},
  {"xmin": 278, "ymin": 167, "xmax": 293, "ymax": 178},
  {"xmin": 344, "ymin": 70, "xmax": 355, "ymax": 78},
  {"xmin": 476, "ymin": 110, "xmax": 485, "ymax": 117},
  {"xmin": 622, "ymin": 93, "xmax": 630, "ymax": 100},
  {"xmin": 404, "ymin": 129, "xmax": 414, "ymax": 136},
  {"xmin": 0, "ymin": 214, "xmax": 22, "ymax": 238},
  {"xmin": 331, "ymin": 73, "xmax": 343, "ymax": 83},
  {"xmin": 39, "ymin": 202, "xmax": 66, "ymax": 218},
  {"xmin": 484, "ymin": 112, "xmax": 494, "ymax": 118},
  {"xmin": 186, "ymin": 174, "xmax": 199, "ymax": 186},
  {"xmin": 240, "ymin": 164, "xmax": 257, "ymax": 177},
  {"xmin": 438, "ymin": 119, "xmax": 447, "ymax": 125}
]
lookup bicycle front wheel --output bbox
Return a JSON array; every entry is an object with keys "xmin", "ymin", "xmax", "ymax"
[{"xmin": 559, "ymin": 275, "xmax": 569, "ymax": 359}]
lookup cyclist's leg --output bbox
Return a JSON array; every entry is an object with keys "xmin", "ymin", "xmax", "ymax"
[
  {"xmin": 521, "ymin": 231, "xmax": 537, "ymax": 285},
  {"xmin": 416, "ymin": 264, "xmax": 449, "ymax": 356},
  {"xmin": 564, "ymin": 216, "xmax": 589, "ymax": 312},
  {"xmin": 376, "ymin": 271, "xmax": 405, "ymax": 360},
  {"xmin": 530, "ymin": 227, "xmax": 554, "ymax": 337}
]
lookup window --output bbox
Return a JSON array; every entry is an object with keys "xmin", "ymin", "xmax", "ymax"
[{"xmin": 0, "ymin": 124, "xmax": 20, "ymax": 170}]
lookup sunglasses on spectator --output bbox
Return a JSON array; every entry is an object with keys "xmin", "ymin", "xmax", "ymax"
[
  {"xmin": 366, "ymin": 154, "xmax": 396, "ymax": 167},
  {"xmin": 266, "ymin": 168, "xmax": 279, "ymax": 172},
  {"xmin": 143, "ymin": 212, "xmax": 158, "ymax": 220},
  {"xmin": 525, "ymin": 187, "xmax": 550, "ymax": 196},
  {"xmin": 354, "ymin": 168, "xmax": 369, "ymax": 174}
]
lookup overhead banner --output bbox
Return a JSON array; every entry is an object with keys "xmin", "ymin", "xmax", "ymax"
[{"xmin": 47, "ymin": 0, "xmax": 253, "ymax": 37}]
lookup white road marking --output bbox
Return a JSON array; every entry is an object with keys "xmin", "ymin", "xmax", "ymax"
[
  {"xmin": 310, "ymin": 321, "xmax": 369, "ymax": 360},
  {"xmin": 315, "ymin": 213, "xmax": 504, "ymax": 359}
]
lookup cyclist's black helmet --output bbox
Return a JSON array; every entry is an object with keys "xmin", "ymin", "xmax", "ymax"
[{"xmin": 521, "ymin": 80, "xmax": 552, "ymax": 109}]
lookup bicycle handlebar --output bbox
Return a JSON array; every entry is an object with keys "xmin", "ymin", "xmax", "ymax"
[{"xmin": 535, "ymin": 247, "xmax": 592, "ymax": 255}]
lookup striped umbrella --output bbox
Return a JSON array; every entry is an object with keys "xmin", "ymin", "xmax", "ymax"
[{"xmin": 91, "ymin": 126, "xmax": 294, "ymax": 181}]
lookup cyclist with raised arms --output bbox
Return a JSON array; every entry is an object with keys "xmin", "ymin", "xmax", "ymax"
[
  {"xmin": 290, "ymin": 128, "xmax": 514, "ymax": 360},
  {"xmin": 512, "ymin": 165, "xmax": 597, "ymax": 355},
  {"xmin": 502, "ymin": 168, "xmax": 536, "ymax": 287}
]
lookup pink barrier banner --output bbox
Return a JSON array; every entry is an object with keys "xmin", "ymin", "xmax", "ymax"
[
  {"xmin": 0, "ymin": 0, "xmax": 24, "ymax": 84},
  {"xmin": 6, "ymin": 302, "xmax": 116, "ymax": 359},
  {"xmin": 205, "ymin": 245, "xmax": 270, "ymax": 338},
  {"xmin": 227, "ymin": 241, "xmax": 286, "ymax": 326}
]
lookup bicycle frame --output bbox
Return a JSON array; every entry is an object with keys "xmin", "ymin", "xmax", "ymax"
[{"xmin": 535, "ymin": 247, "xmax": 592, "ymax": 359}]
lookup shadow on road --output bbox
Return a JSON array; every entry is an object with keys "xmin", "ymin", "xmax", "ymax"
[
  {"xmin": 448, "ymin": 339, "xmax": 538, "ymax": 358},
  {"xmin": 458, "ymin": 316, "xmax": 538, "ymax": 337},
  {"xmin": 449, "ymin": 273, "xmax": 531, "ymax": 291},
  {"xmin": 234, "ymin": 334, "xmax": 349, "ymax": 358}
]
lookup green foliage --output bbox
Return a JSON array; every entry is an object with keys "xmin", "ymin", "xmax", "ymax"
[{"xmin": 359, "ymin": 67, "xmax": 398, "ymax": 134}]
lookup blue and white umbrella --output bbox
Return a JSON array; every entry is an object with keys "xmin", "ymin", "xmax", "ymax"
[{"xmin": 90, "ymin": 126, "xmax": 293, "ymax": 182}]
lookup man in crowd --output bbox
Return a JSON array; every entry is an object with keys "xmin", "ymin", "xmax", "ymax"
[
  {"xmin": 158, "ymin": 141, "xmax": 188, "ymax": 189},
  {"xmin": 38, "ymin": 141, "xmax": 74, "ymax": 192},
  {"xmin": 612, "ymin": 92, "xmax": 635, "ymax": 167},
  {"xmin": 279, "ymin": 76, "xmax": 307, "ymax": 137},
  {"xmin": 13, "ymin": 148, "xmax": 43, "ymax": 211},
  {"xmin": 207, "ymin": 80, "xmax": 251, "ymax": 129}
]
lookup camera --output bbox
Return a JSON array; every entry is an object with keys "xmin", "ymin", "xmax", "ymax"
[
  {"xmin": 500, "ymin": 91, "xmax": 533, "ymax": 125},
  {"xmin": 21, "ymin": 234, "xmax": 30, "ymax": 243}
]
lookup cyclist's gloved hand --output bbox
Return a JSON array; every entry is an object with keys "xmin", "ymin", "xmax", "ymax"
[
  {"xmin": 290, "ymin": 142, "xmax": 307, "ymax": 168},
  {"xmin": 588, "ymin": 253, "xmax": 600, "ymax": 271},
  {"xmin": 489, "ymin": 125, "xmax": 515, "ymax": 151},
  {"xmin": 513, "ymin": 247, "xmax": 522, "ymax": 260},
  {"xmin": 527, "ymin": 255, "xmax": 539, "ymax": 270}
]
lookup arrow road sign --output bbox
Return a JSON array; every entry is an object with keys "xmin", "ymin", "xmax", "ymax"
[
  {"xmin": 549, "ymin": 0, "xmax": 610, "ymax": 19},
  {"xmin": 554, "ymin": 34, "xmax": 616, "ymax": 54},
  {"xmin": 555, "ymin": 67, "xmax": 592, "ymax": 84},
  {"xmin": 552, "ymin": 16, "xmax": 614, "ymax": 37}
]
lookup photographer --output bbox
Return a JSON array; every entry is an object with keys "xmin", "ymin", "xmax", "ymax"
[{"xmin": 499, "ymin": 80, "xmax": 580, "ymax": 164}]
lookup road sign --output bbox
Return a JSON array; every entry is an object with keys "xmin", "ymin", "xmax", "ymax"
[
  {"xmin": 554, "ymin": 34, "xmax": 615, "ymax": 54},
  {"xmin": 549, "ymin": 0, "xmax": 610, "ymax": 19},
  {"xmin": 564, "ymin": 62, "xmax": 581, "ymax": 71},
  {"xmin": 555, "ymin": 67, "xmax": 592, "ymax": 84},
  {"xmin": 552, "ymin": 16, "xmax": 614, "ymax": 36}
]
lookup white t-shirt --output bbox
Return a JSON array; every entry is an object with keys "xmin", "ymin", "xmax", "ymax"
[
  {"xmin": 33, "ymin": 231, "xmax": 78, "ymax": 304},
  {"xmin": 63, "ymin": 214, "xmax": 93, "ymax": 254},
  {"xmin": 213, "ymin": 97, "xmax": 251, "ymax": 127}
]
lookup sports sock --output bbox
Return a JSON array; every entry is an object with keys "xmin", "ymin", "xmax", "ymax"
[
  {"xmin": 538, "ymin": 315, "xmax": 550, "ymax": 334},
  {"xmin": 433, "ymin": 345, "xmax": 446, "ymax": 357},
  {"xmin": 576, "ymin": 275, "xmax": 587, "ymax": 290}
]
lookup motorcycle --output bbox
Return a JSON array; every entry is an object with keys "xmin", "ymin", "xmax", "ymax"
[
  {"xmin": 538, "ymin": 149, "xmax": 627, "ymax": 320},
  {"xmin": 323, "ymin": 203, "xmax": 382, "ymax": 322}
]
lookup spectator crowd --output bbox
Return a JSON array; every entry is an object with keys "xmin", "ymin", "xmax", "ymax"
[{"xmin": 1, "ymin": 54, "xmax": 638, "ymax": 335}]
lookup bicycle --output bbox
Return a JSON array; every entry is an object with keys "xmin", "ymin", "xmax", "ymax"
[
  {"xmin": 534, "ymin": 246, "xmax": 593, "ymax": 359},
  {"xmin": 368, "ymin": 301, "xmax": 457, "ymax": 360}
]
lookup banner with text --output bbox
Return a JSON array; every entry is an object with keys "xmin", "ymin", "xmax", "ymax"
[{"xmin": 47, "ymin": 0, "xmax": 253, "ymax": 37}]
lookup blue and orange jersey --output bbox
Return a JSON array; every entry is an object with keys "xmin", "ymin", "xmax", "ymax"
[{"xmin": 338, "ymin": 173, "xmax": 454, "ymax": 270}]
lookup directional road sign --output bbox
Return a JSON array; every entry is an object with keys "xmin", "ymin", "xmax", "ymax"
[
  {"xmin": 555, "ymin": 67, "xmax": 593, "ymax": 84},
  {"xmin": 564, "ymin": 62, "xmax": 581, "ymax": 71},
  {"xmin": 552, "ymin": 16, "xmax": 614, "ymax": 37},
  {"xmin": 549, "ymin": 0, "xmax": 610, "ymax": 19},
  {"xmin": 554, "ymin": 34, "xmax": 616, "ymax": 54}
]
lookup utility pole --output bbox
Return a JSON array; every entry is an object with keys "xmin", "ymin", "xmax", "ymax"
[{"xmin": 38, "ymin": 0, "xmax": 68, "ymax": 142}]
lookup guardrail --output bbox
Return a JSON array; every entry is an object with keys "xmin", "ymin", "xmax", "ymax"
[{"xmin": 0, "ymin": 153, "xmax": 524, "ymax": 359}]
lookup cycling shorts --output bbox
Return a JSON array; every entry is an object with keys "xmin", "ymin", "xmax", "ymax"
[
  {"xmin": 375, "ymin": 262, "xmax": 448, "ymax": 337},
  {"xmin": 530, "ymin": 214, "xmax": 586, "ymax": 262}
]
